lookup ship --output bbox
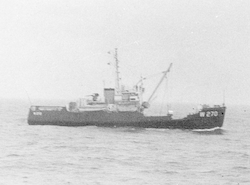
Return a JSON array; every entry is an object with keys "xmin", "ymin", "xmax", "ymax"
[{"xmin": 27, "ymin": 49, "xmax": 226, "ymax": 129}]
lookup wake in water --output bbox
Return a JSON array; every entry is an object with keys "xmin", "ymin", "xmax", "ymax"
[
  {"xmin": 115, "ymin": 127, "xmax": 146, "ymax": 133},
  {"xmin": 192, "ymin": 127, "xmax": 225, "ymax": 135}
]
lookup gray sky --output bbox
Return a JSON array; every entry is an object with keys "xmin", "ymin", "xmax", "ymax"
[{"xmin": 0, "ymin": 0, "xmax": 250, "ymax": 105}]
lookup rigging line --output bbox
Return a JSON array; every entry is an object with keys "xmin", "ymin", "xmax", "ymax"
[
  {"xmin": 144, "ymin": 71, "xmax": 164, "ymax": 80},
  {"xmin": 116, "ymin": 32, "xmax": 170, "ymax": 49},
  {"xmin": 223, "ymin": 89, "xmax": 226, "ymax": 106},
  {"xmin": 24, "ymin": 89, "xmax": 32, "ymax": 106},
  {"xmin": 80, "ymin": 32, "xmax": 170, "ymax": 65},
  {"xmin": 120, "ymin": 64, "xmax": 163, "ymax": 83},
  {"xmin": 136, "ymin": 71, "xmax": 164, "ymax": 84},
  {"xmin": 160, "ymin": 76, "xmax": 168, "ymax": 115},
  {"xmin": 135, "ymin": 71, "xmax": 163, "ymax": 86},
  {"xmin": 117, "ymin": 38, "xmax": 149, "ymax": 49}
]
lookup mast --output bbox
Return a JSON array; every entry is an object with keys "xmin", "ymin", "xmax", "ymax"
[
  {"xmin": 114, "ymin": 48, "xmax": 120, "ymax": 94},
  {"xmin": 147, "ymin": 63, "xmax": 172, "ymax": 103}
]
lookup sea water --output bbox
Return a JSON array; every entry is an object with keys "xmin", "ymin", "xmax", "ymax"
[{"xmin": 0, "ymin": 99, "xmax": 249, "ymax": 185}]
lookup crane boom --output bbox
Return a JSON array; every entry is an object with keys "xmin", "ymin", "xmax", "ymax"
[{"xmin": 147, "ymin": 63, "xmax": 172, "ymax": 103}]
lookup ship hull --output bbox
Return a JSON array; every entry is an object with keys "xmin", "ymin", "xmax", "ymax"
[{"xmin": 28, "ymin": 106, "xmax": 226, "ymax": 130}]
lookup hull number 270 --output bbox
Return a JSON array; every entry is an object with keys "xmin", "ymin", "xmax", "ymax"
[{"xmin": 200, "ymin": 111, "xmax": 218, "ymax": 117}]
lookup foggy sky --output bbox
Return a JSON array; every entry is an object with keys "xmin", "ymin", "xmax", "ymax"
[{"xmin": 0, "ymin": 0, "xmax": 250, "ymax": 105}]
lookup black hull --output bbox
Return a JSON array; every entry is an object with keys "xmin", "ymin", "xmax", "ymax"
[{"xmin": 28, "ymin": 106, "xmax": 226, "ymax": 130}]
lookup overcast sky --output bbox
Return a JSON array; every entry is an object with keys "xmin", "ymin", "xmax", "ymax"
[{"xmin": 0, "ymin": 0, "xmax": 250, "ymax": 105}]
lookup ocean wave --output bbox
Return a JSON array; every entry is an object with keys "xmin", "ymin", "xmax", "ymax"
[{"xmin": 232, "ymin": 166, "xmax": 249, "ymax": 170}]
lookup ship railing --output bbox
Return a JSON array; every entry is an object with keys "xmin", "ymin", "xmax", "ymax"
[
  {"xmin": 30, "ymin": 106, "xmax": 64, "ymax": 111},
  {"xmin": 213, "ymin": 105, "xmax": 223, "ymax": 108},
  {"xmin": 202, "ymin": 105, "xmax": 225, "ymax": 109}
]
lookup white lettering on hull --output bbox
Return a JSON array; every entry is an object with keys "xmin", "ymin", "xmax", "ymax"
[
  {"xmin": 33, "ymin": 112, "xmax": 42, "ymax": 116},
  {"xmin": 200, "ymin": 111, "xmax": 218, "ymax": 117}
]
